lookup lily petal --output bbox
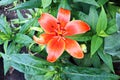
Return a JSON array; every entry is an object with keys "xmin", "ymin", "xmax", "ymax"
[
  {"xmin": 47, "ymin": 37, "xmax": 65, "ymax": 62},
  {"xmin": 65, "ymin": 20, "xmax": 90, "ymax": 36},
  {"xmin": 38, "ymin": 13, "xmax": 58, "ymax": 33},
  {"xmin": 65, "ymin": 38, "xmax": 84, "ymax": 59},
  {"xmin": 33, "ymin": 34, "xmax": 55, "ymax": 44},
  {"xmin": 57, "ymin": 8, "xmax": 71, "ymax": 28}
]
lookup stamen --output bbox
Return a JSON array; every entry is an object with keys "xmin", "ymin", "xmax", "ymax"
[
  {"xmin": 62, "ymin": 37, "xmax": 65, "ymax": 40},
  {"xmin": 57, "ymin": 36, "xmax": 65, "ymax": 42},
  {"xmin": 57, "ymin": 25, "xmax": 61, "ymax": 31},
  {"xmin": 63, "ymin": 32, "xmax": 68, "ymax": 35},
  {"xmin": 57, "ymin": 37, "xmax": 61, "ymax": 42}
]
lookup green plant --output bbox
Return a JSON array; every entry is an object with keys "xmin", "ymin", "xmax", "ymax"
[{"xmin": 0, "ymin": 0, "xmax": 120, "ymax": 80}]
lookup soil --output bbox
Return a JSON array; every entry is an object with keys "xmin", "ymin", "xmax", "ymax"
[
  {"xmin": 5, "ymin": 69, "xmax": 25, "ymax": 80},
  {"xmin": 0, "ymin": 58, "xmax": 4, "ymax": 80},
  {"xmin": 113, "ymin": 62, "xmax": 120, "ymax": 75}
]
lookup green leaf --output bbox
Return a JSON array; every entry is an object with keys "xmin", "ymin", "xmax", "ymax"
[
  {"xmin": 101, "ymin": 63, "xmax": 112, "ymax": 73},
  {"xmin": 96, "ymin": 6, "xmax": 107, "ymax": 35},
  {"xmin": 0, "ymin": 53, "xmax": 1, "ymax": 57},
  {"xmin": 0, "ymin": 0, "xmax": 17, "ymax": 6},
  {"xmin": 11, "ymin": 0, "xmax": 41, "ymax": 10},
  {"xmin": 88, "ymin": 6, "xmax": 98, "ymax": 32},
  {"xmin": 14, "ymin": 33, "xmax": 32, "ymax": 45},
  {"xmin": 98, "ymin": 49, "xmax": 114, "ymax": 73},
  {"xmin": 0, "ymin": 39, "xmax": 4, "ymax": 44},
  {"xmin": 30, "ymin": 27, "xmax": 43, "ymax": 32},
  {"xmin": 0, "ymin": 15, "xmax": 6, "ymax": 33},
  {"xmin": 73, "ymin": 0, "xmax": 99, "ymax": 7},
  {"xmin": 59, "ymin": 0, "xmax": 71, "ymax": 10},
  {"xmin": 62, "ymin": 66, "xmax": 120, "ymax": 80},
  {"xmin": 17, "ymin": 10, "xmax": 25, "ymax": 21},
  {"xmin": 19, "ymin": 18, "xmax": 37, "ymax": 33},
  {"xmin": 74, "ymin": 54, "xmax": 92, "ymax": 67},
  {"xmin": 98, "ymin": 30, "xmax": 109, "ymax": 37},
  {"xmin": 78, "ymin": 11, "xmax": 88, "ymax": 22},
  {"xmin": 104, "ymin": 33, "xmax": 120, "ymax": 58},
  {"xmin": 66, "ymin": 33, "xmax": 92, "ymax": 42},
  {"xmin": 0, "ymin": 15, "xmax": 12, "ymax": 35},
  {"xmin": 0, "ymin": 53, "xmax": 11, "ymax": 75},
  {"xmin": 10, "ymin": 54, "xmax": 52, "ymax": 75},
  {"xmin": 91, "ymin": 54, "xmax": 101, "ymax": 68},
  {"xmin": 6, "ymin": 42, "xmax": 20, "ymax": 55},
  {"xmin": 91, "ymin": 35, "xmax": 103, "ymax": 56},
  {"xmin": 97, "ymin": 0, "xmax": 108, "ymax": 6},
  {"xmin": 4, "ymin": 58, "xmax": 11, "ymax": 75},
  {"xmin": 4, "ymin": 41, "xmax": 8, "ymax": 54},
  {"xmin": 25, "ymin": 74, "xmax": 44, "ymax": 80},
  {"xmin": 2, "ymin": 42, "xmax": 21, "ymax": 74},
  {"xmin": 108, "ymin": 4, "xmax": 119, "ymax": 18},
  {"xmin": 25, "ymin": 70, "xmax": 56, "ymax": 80},
  {"xmin": 44, "ymin": 71, "xmax": 55, "ymax": 80},
  {"xmin": 0, "ymin": 32, "xmax": 10, "ymax": 41},
  {"xmin": 106, "ymin": 19, "xmax": 117, "ymax": 34},
  {"xmin": 78, "ymin": 6, "xmax": 98, "ymax": 32},
  {"xmin": 42, "ymin": 0, "xmax": 52, "ymax": 8},
  {"xmin": 116, "ymin": 13, "xmax": 120, "ymax": 31}
]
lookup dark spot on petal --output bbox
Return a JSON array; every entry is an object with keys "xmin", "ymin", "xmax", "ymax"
[
  {"xmin": 51, "ymin": 26, "xmax": 54, "ymax": 28},
  {"xmin": 57, "ymin": 22, "xmax": 60, "ymax": 24}
]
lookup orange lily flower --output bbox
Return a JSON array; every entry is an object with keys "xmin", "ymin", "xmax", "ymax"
[{"xmin": 33, "ymin": 8, "xmax": 90, "ymax": 63}]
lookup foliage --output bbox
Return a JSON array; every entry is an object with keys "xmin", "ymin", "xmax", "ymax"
[{"xmin": 0, "ymin": 0, "xmax": 120, "ymax": 80}]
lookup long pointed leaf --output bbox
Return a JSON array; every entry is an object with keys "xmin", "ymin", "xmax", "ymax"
[
  {"xmin": 96, "ymin": 6, "xmax": 107, "ymax": 35},
  {"xmin": 11, "ymin": 0, "xmax": 41, "ymax": 10},
  {"xmin": 66, "ymin": 33, "xmax": 92, "ymax": 42},
  {"xmin": 62, "ymin": 66, "xmax": 120, "ymax": 80},
  {"xmin": 10, "ymin": 54, "xmax": 52, "ymax": 75},
  {"xmin": 42, "ymin": 0, "xmax": 52, "ymax": 8},
  {"xmin": 91, "ymin": 35, "xmax": 103, "ymax": 56},
  {"xmin": 0, "ymin": 0, "xmax": 17, "ymax": 6},
  {"xmin": 73, "ymin": 0, "xmax": 99, "ymax": 7},
  {"xmin": 98, "ymin": 50, "xmax": 114, "ymax": 73}
]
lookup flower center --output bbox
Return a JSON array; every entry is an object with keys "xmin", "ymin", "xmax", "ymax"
[
  {"xmin": 55, "ymin": 23, "xmax": 66, "ymax": 37},
  {"xmin": 57, "ymin": 30, "xmax": 63, "ymax": 36},
  {"xmin": 55, "ymin": 28, "xmax": 65, "ymax": 37}
]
